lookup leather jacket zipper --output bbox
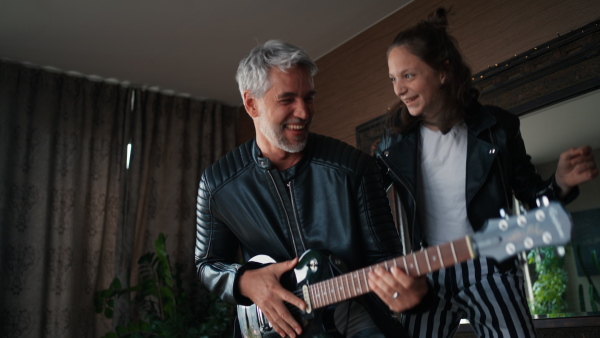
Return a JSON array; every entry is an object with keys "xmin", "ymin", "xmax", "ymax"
[
  {"xmin": 378, "ymin": 151, "xmax": 418, "ymax": 250},
  {"xmin": 266, "ymin": 171, "xmax": 298, "ymax": 257},
  {"xmin": 488, "ymin": 129, "xmax": 511, "ymax": 208},
  {"xmin": 287, "ymin": 181, "xmax": 307, "ymax": 252}
]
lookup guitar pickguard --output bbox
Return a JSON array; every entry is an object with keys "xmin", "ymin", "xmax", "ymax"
[{"xmin": 237, "ymin": 250, "xmax": 343, "ymax": 337}]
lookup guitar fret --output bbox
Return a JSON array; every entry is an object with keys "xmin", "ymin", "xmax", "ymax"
[
  {"xmin": 329, "ymin": 281, "xmax": 335, "ymax": 304},
  {"xmin": 424, "ymin": 249, "xmax": 432, "ymax": 272},
  {"xmin": 402, "ymin": 256, "xmax": 409, "ymax": 275},
  {"xmin": 362, "ymin": 270, "xmax": 369, "ymax": 292},
  {"xmin": 437, "ymin": 245, "xmax": 444, "ymax": 267},
  {"xmin": 318, "ymin": 282, "xmax": 325, "ymax": 307},
  {"xmin": 347, "ymin": 274, "xmax": 353, "ymax": 298},
  {"xmin": 334, "ymin": 279, "xmax": 341, "ymax": 303},
  {"xmin": 343, "ymin": 275, "xmax": 349, "ymax": 300},
  {"xmin": 430, "ymin": 247, "xmax": 438, "ymax": 271},
  {"xmin": 316, "ymin": 283, "xmax": 325, "ymax": 306},
  {"xmin": 413, "ymin": 254, "xmax": 421, "ymax": 275},
  {"xmin": 450, "ymin": 241, "xmax": 458, "ymax": 263}
]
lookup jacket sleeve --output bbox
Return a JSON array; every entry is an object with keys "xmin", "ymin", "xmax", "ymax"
[
  {"xmin": 505, "ymin": 116, "xmax": 579, "ymax": 207},
  {"xmin": 357, "ymin": 155, "xmax": 404, "ymax": 265},
  {"xmin": 195, "ymin": 171, "xmax": 242, "ymax": 305}
]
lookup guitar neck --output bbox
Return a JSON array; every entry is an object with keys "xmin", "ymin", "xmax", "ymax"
[{"xmin": 307, "ymin": 236, "xmax": 476, "ymax": 310}]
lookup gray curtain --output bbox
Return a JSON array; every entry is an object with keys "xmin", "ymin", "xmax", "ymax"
[
  {"xmin": 0, "ymin": 60, "xmax": 131, "ymax": 337},
  {"xmin": 116, "ymin": 89, "xmax": 239, "ymax": 326},
  {"xmin": 0, "ymin": 59, "xmax": 240, "ymax": 337}
]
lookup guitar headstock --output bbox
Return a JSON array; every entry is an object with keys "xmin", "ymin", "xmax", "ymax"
[{"xmin": 472, "ymin": 200, "xmax": 572, "ymax": 262}]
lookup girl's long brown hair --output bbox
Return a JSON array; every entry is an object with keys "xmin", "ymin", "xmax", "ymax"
[{"xmin": 386, "ymin": 8, "xmax": 479, "ymax": 134}]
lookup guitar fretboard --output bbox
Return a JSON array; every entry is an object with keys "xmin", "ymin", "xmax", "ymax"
[{"xmin": 307, "ymin": 236, "xmax": 475, "ymax": 310}]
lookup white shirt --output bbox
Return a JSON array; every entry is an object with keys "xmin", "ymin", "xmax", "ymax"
[{"xmin": 417, "ymin": 123, "xmax": 473, "ymax": 246}]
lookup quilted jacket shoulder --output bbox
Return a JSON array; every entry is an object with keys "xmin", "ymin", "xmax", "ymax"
[
  {"xmin": 307, "ymin": 133, "xmax": 373, "ymax": 176},
  {"xmin": 202, "ymin": 139, "xmax": 256, "ymax": 191}
]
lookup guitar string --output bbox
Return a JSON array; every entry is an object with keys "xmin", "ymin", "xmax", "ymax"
[
  {"xmin": 286, "ymin": 243, "xmax": 469, "ymax": 311},
  {"xmin": 283, "ymin": 245, "xmax": 463, "ymax": 314}
]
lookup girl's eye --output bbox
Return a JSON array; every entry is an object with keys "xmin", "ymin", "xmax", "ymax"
[
  {"xmin": 404, "ymin": 74, "xmax": 413, "ymax": 79},
  {"xmin": 390, "ymin": 77, "xmax": 396, "ymax": 83}
]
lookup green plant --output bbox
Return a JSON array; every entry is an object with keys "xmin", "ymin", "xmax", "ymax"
[
  {"xmin": 527, "ymin": 246, "xmax": 568, "ymax": 315},
  {"xmin": 95, "ymin": 233, "xmax": 234, "ymax": 337}
]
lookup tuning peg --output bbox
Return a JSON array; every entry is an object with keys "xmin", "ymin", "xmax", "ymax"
[
  {"xmin": 499, "ymin": 208, "xmax": 508, "ymax": 219},
  {"xmin": 556, "ymin": 246, "xmax": 566, "ymax": 257},
  {"xmin": 536, "ymin": 196, "xmax": 550, "ymax": 207},
  {"xmin": 519, "ymin": 204, "xmax": 527, "ymax": 215}
]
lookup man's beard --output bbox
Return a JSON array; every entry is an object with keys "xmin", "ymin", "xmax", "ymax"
[{"xmin": 258, "ymin": 114, "xmax": 310, "ymax": 153}]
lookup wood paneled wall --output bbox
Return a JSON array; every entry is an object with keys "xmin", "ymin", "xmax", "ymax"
[{"xmin": 237, "ymin": 0, "xmax": 600, "ymax": 147}]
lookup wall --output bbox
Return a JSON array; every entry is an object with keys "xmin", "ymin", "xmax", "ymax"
[{"xmin": 308, "ymin": 0, "xmax": 600, "ymax": 147}]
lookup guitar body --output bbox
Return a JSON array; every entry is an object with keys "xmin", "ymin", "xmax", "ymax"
[{"xmin": 237, "ymin": 250, "xmax": 345, "ymax": 338}]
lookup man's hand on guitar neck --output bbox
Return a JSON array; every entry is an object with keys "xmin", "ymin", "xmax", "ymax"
[
  {"xmin": 368, "ymin": 266, "xmax": 429, "ymax": 313},
  {"xmin": 239, "ymin": 257, "xmax": 306, "ymax": 338}
]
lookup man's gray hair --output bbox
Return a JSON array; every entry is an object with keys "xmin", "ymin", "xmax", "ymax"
[{"xmin": 235, "ymin": 40, "xmax": 318, "ymax": 98}]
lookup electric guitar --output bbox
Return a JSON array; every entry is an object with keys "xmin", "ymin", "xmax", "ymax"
[{"xmin": 237, "ymin": 200, "xmax": 572, "ymax": 338}]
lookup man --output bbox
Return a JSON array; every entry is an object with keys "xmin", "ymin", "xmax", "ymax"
[{"xmin": 195, "ymin": 40, "xmax": 428, "ymax": 338}]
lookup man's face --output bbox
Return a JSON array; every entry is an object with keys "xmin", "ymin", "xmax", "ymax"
[{"xmin": 249, "ymin": 66, "xmax": 315, "ymax": 154}]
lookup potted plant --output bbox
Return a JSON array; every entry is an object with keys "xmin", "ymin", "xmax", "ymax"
[
  {"xmin": 95, "ymin": 233, "xmax": 234, "ymax": 337},
  {"xmin": 527, "ymin": 246, "xmax": 568, "ymax": 316}
]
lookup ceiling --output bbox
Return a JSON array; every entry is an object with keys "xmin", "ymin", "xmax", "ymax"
[{"xmin": 0, "ymin": 0, "xmax": 411, "ymax": 107}]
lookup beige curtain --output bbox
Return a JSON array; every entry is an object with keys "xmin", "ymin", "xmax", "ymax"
[{"xmin": 0, "ymin": 59, "xmax": 240, "ymax": 337}]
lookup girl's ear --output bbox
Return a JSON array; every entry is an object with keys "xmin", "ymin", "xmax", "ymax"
[{"xmin": 440, "ymin": 60, "xmax": 450, "ymax": 85}]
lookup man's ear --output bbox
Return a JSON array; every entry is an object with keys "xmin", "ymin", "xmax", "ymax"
[{"xmin": 243, "ymin": 91, "xmax": 259, "ymax": 118}]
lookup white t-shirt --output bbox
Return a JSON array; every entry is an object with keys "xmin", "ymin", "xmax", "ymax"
[{"xmin": 418, "ymin": 123, "xmax": 473, "ymax": 246}]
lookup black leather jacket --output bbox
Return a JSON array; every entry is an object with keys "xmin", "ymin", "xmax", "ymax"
[
  {"xmin": 375, "ymin": 103, "xmax": 578, "ymax": 251},
  {"xmin": 195, "ymin": 133, "xmax": 406, "ymax": 335}
]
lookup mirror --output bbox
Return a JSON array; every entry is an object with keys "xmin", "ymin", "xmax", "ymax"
[
  {"xmin": 463, "ymin": 19, "xmax": 600, "ymax": 333},
  {"xmin": 519, "ymin": 90, "xmax": 600, "ymax": 321},
  {"xmin": 472, "ymin": 18, "xmax": 600, "ymax": 323}
]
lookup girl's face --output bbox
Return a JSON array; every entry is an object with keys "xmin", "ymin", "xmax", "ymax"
[{"xmin": 388, "ymin": 45, "xmax": 447, "ymax": 122}]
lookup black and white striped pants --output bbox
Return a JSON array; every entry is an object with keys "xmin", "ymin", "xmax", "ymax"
[{"xmin": 402, "ymin": 256, "xmax": 536, "ymax": 337}]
